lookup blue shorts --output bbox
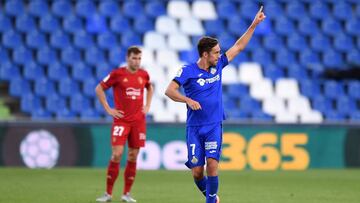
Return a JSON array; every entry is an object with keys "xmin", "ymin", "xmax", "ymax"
[{"xmin": 185, "ymin": 122, "xmax": 223, "ymax": 169}]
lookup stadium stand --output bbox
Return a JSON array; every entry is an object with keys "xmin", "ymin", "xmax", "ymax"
[{"xmin": 0, "ymin": 0, "xmax": 359, "ymax": 123}]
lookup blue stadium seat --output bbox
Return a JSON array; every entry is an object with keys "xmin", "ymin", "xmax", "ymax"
[
  {"xmin": 21, "ymin": 93, "xmax": 42, "ymax": 114},
  {"xmin": 76, "ymin": 0, "xmax": 97, "ymax": 18},
  {"xmin": 179, "ymin": 48, "xmax": 198, "ymax": 63},
  {"xmin": 264, "ymin": 1, "xmax": 283, "ymax": 20},
  {"xmin": 74, "ymin": 31, "xmax": 94, "ymax": 50},
  {"xmin": 0, "ymin": 47, "xmax": 10, "ymax": 64},
  {"xmin": 323, "ymin": 50, "xmax": 344, "ymax": 68},
  {"xmin": 347, "ymin": 81, "xmax": 360, "ymax": 99},
  {"xmin": 134, "ymin": 15, "xmax": 154, "ymax": 34},
  {"xmin": 228, "ymin": 16, "xmax": 248, "ymax": 36},
  {"xmin": 244, "ymin": 36, "xmax": 261, "ymax": 51},
  {"xmin": 312, "ymin": 95, "xmax": 333, "ymax": 114},
  {"xmin": 85, "ymin": 47, "xmax": 106, "ymax": 66},
  {"xmin": 204, "ymin": 19, "xmax": 225, "ymax": 36},
  {"xmin": 251, "ymin": 49, "xmax": 272, "ymax": 66},
  {"xmin": 86, "ymin": 14, "xmax": 107, "ymax": 34},
  {"xmin": 48, "ymin": 62, "xmax": 69, "ymax": 82},
  {"xmin": 63, "ymin": 14, "xmax": 84, "ymax": 34},
  {"xmin": 37, "ymin": 46, "xmax": 58, "ymax": 66},
  {"xmin": 239, "ymin": 96, "xmax": 261, "ymax": 114},
  {"xmin": 287, "ymin": 64, "xmax": 308, "ymax": 80},
  {"xmin": 28, "ymin": 0, "xmax": 49, "ymax": 17},
  {"xmin": 216, "ymin": 2, "xmax": 237, "ymax": 20},
  {"xmin": 251, "ymin": 111, "xmax": 273, "ymax": 122},
  {"xmin": 334, "ymin": 33, "xmax": 354, "ymax": 52},
  {"xmin": 96, "ymin": 62, "xmax": 113, "ymax": 81},
  {"xmin": 225, "ymin": 109, "xmax": 249, "ymax": 120},
  {"xmin": 59, "ymin": 77, "xmax": 80, "ymax": 97},
  {"xmin": 70, "ymin": 93, "xmax": 91, "ymax": 113},
  {"xmin": 15, "ymin": 14, "xmax": 36, "ymax": 33},
  {"xmin": 110, "ymin": 14, "xmax": 130, "ymax": 34},
  {"xmin": 240, "ymin": 2, "xmax": 259, "ymax": 20},
  {"xmin": 31, "ymin": 108, "xmax": 52, "ymax": 120},
  {"xmin": 83, "ymin": 77, "xmax": 97, "ymax": 98},
  {"xmin": 223, "ymin": 97, "xmax": 238, "ymax": 110},
  {"xmin": 109, "ymin": 48, "xmax": 126, "ymax": 67},
  {"xmin": 322, "ymin": 18, "xmax": 342, "ymax": 37},
  {"xmin": 274, "ymin": 17, "xmax": 295, "ymax": 36},
  {"xmin": 9, "ymin": 77, "xmax": 31, "ymax": 98},
  {"xmin": 226, "ymin": 84, "xmax": 248, "ymax": 99},
  {"xmin": 123, "ymin": 1, "xmax": 144, "ymax": 19},
  {"xmin": 333, "ymin": 2, "xmax": 352, "ymax": 20},
  {"xmin": 336, "ymin": 96, "xmax": 357, "ymax": 115},
  {"xmin": 345, "ymin": 18, "xmax": 360, "ymax": 36},
  {"xmin": 217, "ymin": 32, "xmax": 236, "ymax": 51},
  {"xmin": 23, "ymin": 61, "xmax": 45, "ymax": 81},
  {"xmin": 97, "ymin": 32, "xmax": 118, "ymax": 50},
  {"xmin": 324, "ymin": 111, "xmax": 346, "ymax": 122},
  {"xmin": 72, "ymin": 62, "xmax": 93, "ymax": 82},
  {"xmin": 299, "ymin": 49, "xmax": 321, "ymax": 67},
  {"xmin": 39, "ymin": 14, "xmax": 60, "ymax": 34},
  {"xmin": 310, "ymin": 33, "xmax": 331, "ymax": 53},
  {"xmin": 287, "ymin": 33, "xmax": 308, "ymax": 52},
  {"xmin": 232, "ymin": 51, "xmax": 250, "ymax": 65},
  {"xmin": 350, "ymin": 112, "xmax": 360, "ymax": 122},
  {"xmin": 309, "ymin": 1, "xmax": 330, "ymax": 20},
  {"xmin": 298, "ymin": 17, "xmax": 319, "ymax": 36},
  {"xmin": 300, "ymin": 79, "xmax": 320, "ymax": 98},
  {"xmin": 61, "ymin": 46, "xmax": 81, "ymax": 65},
  {"xmin": 26, "ymin": 30, "xmax": 46, "ymax": 50},
  {"xmin": 145, "ymin": 1, "xmax": 166, "ymax": 18},
  {"xmin": 99, "ymin": 0, "xmax": 119, "ymax": 17},
  {"xmin": 34, "ymin": 77, "xmax": 56, "ymax": 97},
  {"xmin": 2, "ymin": 30, "xmax": 22, "ymax": 49},
  {"xmin": 46, "ymin": 93, "xmax": 67, "ymax": 113},
  {"xmin": 286, "ymin": 2, "xmax": 306, "ymax": 20},
  {"xmin": 0, "ymin": 14, "xmax": 12, "ymax": 33},
  {"xmin": 121, "ymin": 31, "xmax": 142, "ymax": 48},
  {"xmin": 264, "ymin": 63, "xmax": 284, "ymax": 81},
  {"xmin": 275, "ymin": 48, "xmax": 296, "ymax": 68},
  {"xmin": 56, "ymin": 108, "xmax": 77, "ymax": 120},
  {"xmin": 5, "ymin": 0, "xmax": 25, "ymax": 16},
  {"xmin": 52, "ymin": 0, "xmax": 72, "ymax": 18},
  {"xmin": 263, "ymin": 33, "xmax": 284, "ymax": 51},
  {"xmin": 0, "ymin": 62, "xmax": 20, "ymax": 81},
  {"xmin": 347, "ymin": 50, "xmax": 360, "ymax": 65},
  {"xmin": 50, "ymin": 31, "xmax": 71, "ymax": 50},
  {"xmin": 323, "ymin": 80, "xmax": 344, "ymax": 99},
  {"xmin": 13, "ymin": 46, "xmax": 33, "ymax": 66},
  {"xmin": 81, "ymin": 108, "xmax": 101, "ymax": 120}
]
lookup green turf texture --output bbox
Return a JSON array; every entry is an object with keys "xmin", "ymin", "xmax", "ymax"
[{"xmin": 0, "ymin": 168, "xmax": 359, "ymax": 203}]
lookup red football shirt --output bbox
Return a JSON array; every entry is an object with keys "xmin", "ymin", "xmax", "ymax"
[{"xmin": 100, "ymin": 67, "xmax": 151, "ymax": 123}]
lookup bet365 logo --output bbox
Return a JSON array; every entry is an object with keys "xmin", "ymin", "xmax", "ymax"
[{"xmin": 220, "ymin": 133, "xmax": 310, "ymax": 171}]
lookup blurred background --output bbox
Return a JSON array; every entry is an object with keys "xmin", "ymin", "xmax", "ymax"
[{"xmin": 0, "ymin": 0, "xmax": 359, "ymax": 170}]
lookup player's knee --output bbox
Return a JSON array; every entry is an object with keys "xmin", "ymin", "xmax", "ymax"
[
  {"xmin": 206, "ymin": 158, "xmax": 219, "ymax": 176},
  {"xmin": 112, "ymin": 152, "xmax": 123, "ymax": 162},
  {"xmin": 127, "ymin": 149, "xmax": 139, "ymax": 162}
]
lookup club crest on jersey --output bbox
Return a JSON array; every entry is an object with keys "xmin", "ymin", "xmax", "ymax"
[
  {"xmin": 191, "ymin": 156, "xmax": 198, "ymax": 164},
  {"xmin": 210, "ymin": 68, "xmax": 217, "ymax": 75},
  {"xmin": 138, "ymin": 77, "xmax": 143, "ymax": 84},
  {"xmin": 197, "ymin": 78, "xmax": 206, "ymax": 86},
  {"xmin": 123, "ymin": 78, "xmax": 128, "ymax": 82}
]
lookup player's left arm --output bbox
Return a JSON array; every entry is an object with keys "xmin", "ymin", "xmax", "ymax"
[
  {"xmin": 226, "ymin": 6, "xmax": 266, "ymax": 62},
  {"xmin": 143, "ymin": 83, "xmax": 154, "ymax": 114}
]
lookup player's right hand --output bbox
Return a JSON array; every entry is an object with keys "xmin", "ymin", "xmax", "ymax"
[
  {"xmin": 186, "ymin": 98, "xmax": 202, "ymax": 110},
  {"xmin": 107, "ymin": 108, "xmax": 124, "ymax": 119}
]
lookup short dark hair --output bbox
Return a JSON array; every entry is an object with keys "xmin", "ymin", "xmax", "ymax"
[
  {"xmin": 127, "ymin": 46, "xmax": 142, "ymax": 57},
  {"xmin": 197, "ymin": 36, "xmax": 219, "ymax": 57}
]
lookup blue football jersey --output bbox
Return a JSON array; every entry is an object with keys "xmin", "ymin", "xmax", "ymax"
[{"xmin": 173, "ymin": 54, "xmax": 229, "ymax": 126}]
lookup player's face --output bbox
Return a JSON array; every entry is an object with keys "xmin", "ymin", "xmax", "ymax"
[
  {"xmin": 127, "ymin": 53, "xmax": 142, "ymax": 71},
  {"xmin": 207, "ymin": 44, "xmax": 221, "ymax": 67}
]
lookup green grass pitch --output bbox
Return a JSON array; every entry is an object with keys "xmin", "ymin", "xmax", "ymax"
[{"xmin": 0, "ymin": 168, "xmax": 359, "ymax": 203}]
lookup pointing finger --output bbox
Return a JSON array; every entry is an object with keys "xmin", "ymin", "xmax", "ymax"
[{"xmin": 258, "ymin": 5, "xmax": 264, "ymax": 13}]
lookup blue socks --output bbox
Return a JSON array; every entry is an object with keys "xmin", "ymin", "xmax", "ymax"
[
  {"xmin": 194, "ymin": 176, "xmax": 207, "ymax": 196},
  {"xmin": 206, "ymin": 176, "xmax": 218, "ymax": 203}
]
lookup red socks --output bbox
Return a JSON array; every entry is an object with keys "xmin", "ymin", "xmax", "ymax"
[
  {"xmin": 106, "ymin": 160, "xmax": 119, "ymax": 195},
  {"xmin": 123, "ymin": 160, "xmax": 137, "ymax": 194}
]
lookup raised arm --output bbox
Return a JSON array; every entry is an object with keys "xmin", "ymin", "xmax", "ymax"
[
  {"xmin": 165, "ymin": 81, "xmax": 202, "ymax": 110},
  {"xmin": 226, "ymin": 6, "xmax": 266, "ymax": 62}
]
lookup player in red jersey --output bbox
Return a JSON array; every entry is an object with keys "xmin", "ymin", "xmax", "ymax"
[{"xmin": 95, "ymin": 46, "xmax": 154, "ymax": 202}]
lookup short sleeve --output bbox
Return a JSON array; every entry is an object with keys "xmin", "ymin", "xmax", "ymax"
[
  {"xmin": 100, "ymin": 70, "xmax": 117, "ymax": 90},
  {"xmin": 219, "ymin": 54, "xmax": 229, "ymax": 70},
  {"xmin": 173, "ymin": 65, "xmax": 191, "ymax": 86}
]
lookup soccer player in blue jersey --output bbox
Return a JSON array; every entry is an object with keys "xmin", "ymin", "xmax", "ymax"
[{"xmin": 165, "ymin": 6, "xmax": 266, "ymax": 203}]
